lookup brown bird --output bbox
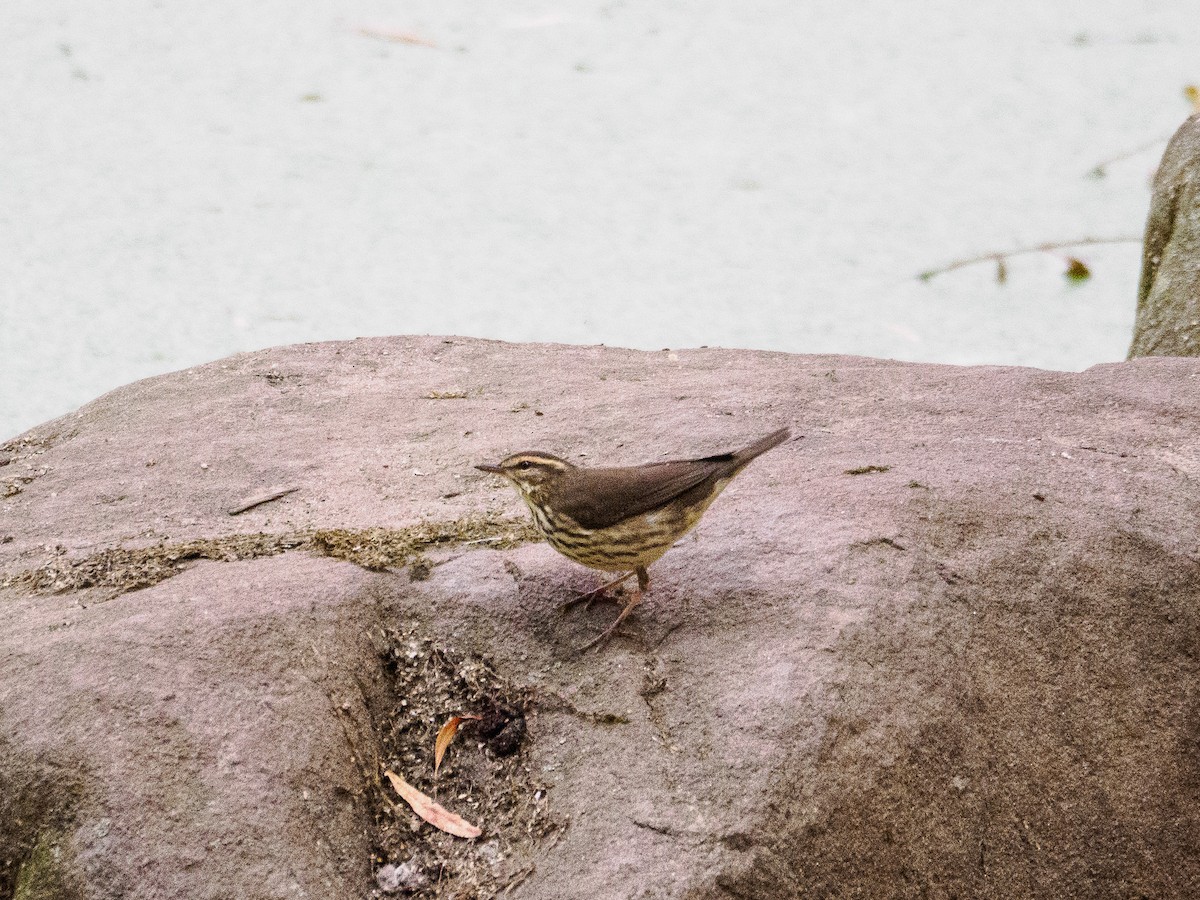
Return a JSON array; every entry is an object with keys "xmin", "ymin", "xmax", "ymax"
[{"xmin": 476, "ymin": 427, "xmax": 790, "ymax": 649}]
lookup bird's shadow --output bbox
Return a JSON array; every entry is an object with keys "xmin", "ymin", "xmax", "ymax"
[{"xmin": 501, "ymin": 553, "xmax": 704, "ymax": 656}]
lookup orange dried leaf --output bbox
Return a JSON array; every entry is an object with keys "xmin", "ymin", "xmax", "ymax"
[
  {"xmin": 435, "ymin": 714, "xmax": 482, "ymax": 775},
  {"xmin": 384, "ymin": 770, "xmax": 481, "ymax": 839}
]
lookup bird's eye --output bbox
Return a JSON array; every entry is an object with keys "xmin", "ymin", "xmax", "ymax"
[{"xmin": 517, "ymin": 461, "xmax": 532, "ymax": 470}]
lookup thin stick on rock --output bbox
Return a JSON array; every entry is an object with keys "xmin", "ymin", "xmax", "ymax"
[{"xmin": 228, "ymin": 487, "xmax": 299, "ymax": 516}]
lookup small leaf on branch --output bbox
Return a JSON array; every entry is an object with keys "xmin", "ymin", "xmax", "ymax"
[{"xmin": 1064, "ymin": 257, "xmax": 1091, "ymax": 282}]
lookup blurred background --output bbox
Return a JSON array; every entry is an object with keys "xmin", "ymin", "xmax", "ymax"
[{"xmin": 2, "ymin": 0, "xmax": 1196, "ymax": 440}]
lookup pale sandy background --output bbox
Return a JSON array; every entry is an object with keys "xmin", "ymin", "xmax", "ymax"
[{"xmin": 2, "ymin": 0, "xmax": 1196, "ymax": 439}]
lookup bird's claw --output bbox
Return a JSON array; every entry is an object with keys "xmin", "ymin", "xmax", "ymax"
[
  {"xmin": 577, "ymin": 621, "xmax": 635, "ymax": 653},
  {"xmin": 576, "ymin": 590, "xmax": 644, "ymax": 652},
  {"xmin": 559, "ymin": 572, "xmax": 636, "ymax": 614},
  {"xmin": 559, "ymin": 586, "xmax": 619, "ymax": 614}
]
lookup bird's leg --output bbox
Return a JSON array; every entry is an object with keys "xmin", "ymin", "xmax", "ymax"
[
  {"xmin": 559, "ymin": 570, "xmax": 636, "ymax": 613},
  {"xmin": 578, "ymin": 566, "xmax": 650, "ymax": 652}
]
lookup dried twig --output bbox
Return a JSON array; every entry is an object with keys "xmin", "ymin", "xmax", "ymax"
[
  {"xmin": 228, "ymin": 486, "xmax": 299, "ymax": 516},
  {"xmin": 1088, "ymin": 84, "xmax": 1200, "ymax": 177},
  {"xmin": 1087, "ymin": 136, "xmax": 1171, "ymax": 178},
  {"xmin": 917, "ymin": 236, "xmax": 1141, "ymax": 283}
]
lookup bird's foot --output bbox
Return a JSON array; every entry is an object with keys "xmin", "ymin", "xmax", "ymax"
[
  {"xmin": 559, "ymin": 571, "xmax": 636, "ymax": 613},
  {"xmin": 578, "ymin": 590, "xmax": 643, "ymax": 653}
]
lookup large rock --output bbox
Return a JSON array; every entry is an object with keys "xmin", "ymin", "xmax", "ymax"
[
  {"xmin": 1129, "ymin": 112, "xmax": 1200, "ymax": 358},
  {"xmin": 1, "ymin": 336, "xmax": 1197, "ymax": 899}
]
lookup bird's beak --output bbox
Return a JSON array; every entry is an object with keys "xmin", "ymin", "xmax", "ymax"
[{"xmin": 475, "ymin": 463, "xmax": 504, "ymax": 475}]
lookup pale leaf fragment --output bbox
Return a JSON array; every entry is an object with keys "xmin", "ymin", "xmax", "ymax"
[
  {"xmin": 435, "ymin": 714, "xmax": 482, "ymax": 775},
  {"xmin": 384, "ymin": 770, "xmax": 481, "ymax": 839},
  {"xmin": 356, "ymin": 26, "xmax": 438, "ymax": 48}
]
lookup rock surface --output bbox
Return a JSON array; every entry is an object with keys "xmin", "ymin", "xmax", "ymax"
[
  {"xmin": 1, "ymin": 336, "xmax": 1198, "ymax": 899},
  {"xmin": 1129, "ymin": 112, "xmax": 1200, "ymax": 359}
]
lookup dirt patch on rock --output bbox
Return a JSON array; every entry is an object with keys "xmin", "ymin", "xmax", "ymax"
[
  {"xmin": 363, "ymin": 630, "xmax": 559, "ymax": 898},
  {"xmin": 310, "ymin": 517, "xmax": 538, "ymax": 573},
  {"xmin": 1, "ymin": 516, "xmax": 539, "ymax": 598}
]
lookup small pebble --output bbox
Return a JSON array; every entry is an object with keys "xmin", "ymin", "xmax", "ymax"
[{"xmin": 376, "ymin": 861, "xmax": 427, "ymax": 893}]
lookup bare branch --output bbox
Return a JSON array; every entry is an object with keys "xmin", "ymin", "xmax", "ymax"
[{"xmin": 917, "ymin": 236, "xmax": 1142, "ymax": 282}]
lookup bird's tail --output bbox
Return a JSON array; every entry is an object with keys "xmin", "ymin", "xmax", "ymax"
[
  {"xmin": 697, "ymin": 427, "xmax": 791, "ymax": 476},
  {"xmin": 734, "ymin": 427, "xmax": 791, "ymax": 465}
]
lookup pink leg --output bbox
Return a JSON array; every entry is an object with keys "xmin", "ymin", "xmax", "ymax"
[
  {"xmin": 577, "ymin": 566, "xmax": 651, "ymax": 652},
  {"xmin": 559, "ymin": 570, "xmax": 636, "ymax": 613}
]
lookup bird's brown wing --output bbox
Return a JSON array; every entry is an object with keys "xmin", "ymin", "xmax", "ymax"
[
  {"xmin": 552, "ymin": 429, "xmax": 791, "ymax": 530},
  {"xmin": 550, "ymin": 461, "xmax": 722, "ymax": 531}
]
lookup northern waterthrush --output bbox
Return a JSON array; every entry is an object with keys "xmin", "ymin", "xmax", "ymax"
[{"xmin": 476, "ymin": 427, "xmax": 790, "ymax": 649}]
